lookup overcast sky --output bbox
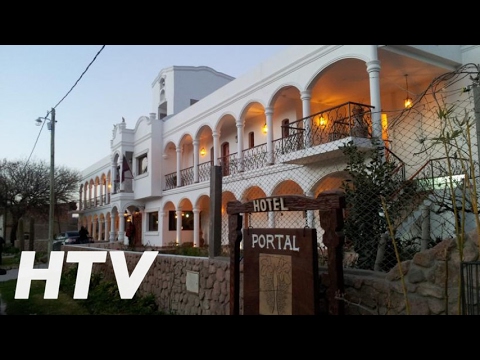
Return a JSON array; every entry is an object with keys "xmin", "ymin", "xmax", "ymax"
[{"xmin": 0, "ymin": 45, "xmax": 289, "ymax": 172}]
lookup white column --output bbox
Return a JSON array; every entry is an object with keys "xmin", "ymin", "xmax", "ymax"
[
  {"xmin": 111, "ymin": 162, "xmax": 117, "ymax": 194},
  {"xmin": 109, "ymin": 214, "xmax": 115, "ymax": 242},
  {"xmin": 176, "ymin": 147, "xmax": 182, "ymax": 187},
  {"xmin": 301, "ymin": 90, "xmax": 312, "ymax": 148},
  {"xmin": 213, "ymin": 130, "xmax": 220, "ymax": 166},
  {"xmin": 119, "ymin": 157, "xmax": 125, "ymax": 192},
  {"xmin": 100, "ymin": 179, "xmax": 104, "ymax": 205},
  {"xmin": 193, "ymin": 207, "xmax": 200, "ymax": 247},
  {"xmin": 92, "ymin": 218, "xmax": 97, "ymax": 240},
  {"xmin": 236, "ymin": 119, "xmax": 244, "ymax": 172},
  {"xmin": 119, "ymin": 213, "xmax": 126, "ymax": 244},
  {"xmin": 265, "ymin": 107, "xmax": 274, "ymax": 165},
  {"xmin": 159, "ymin": 211, "xmax": 165, "ymax": 246},
  {"xmin": 98, "ymin": 218, "xmax": 103, "ymax": 241},
  {"xmin": 367, "ymin": 46, "xmax": 382, "ymax": 140},
  {"xmin": 88, "ymin": 183, "xmax": 92, "ymax": 209},
  {"xmin": 193, "ymin": 139, "xmax": 199, "ymax": 183},
  {"xmin": 176, "ymin": 208, "xmax": 182, "ymax": 245}
]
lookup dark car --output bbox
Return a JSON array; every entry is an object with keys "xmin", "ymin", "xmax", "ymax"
[
  {"xmin": 52, "ymin": 230, "xmax": 95, "ymax": 250},
  {"xmin": 52, "ymin": 231, "xmax": 80, "ymax": 250},
  {"xmin": 57, "ymin": 230, "xmax": 81, "ymax": 244}
]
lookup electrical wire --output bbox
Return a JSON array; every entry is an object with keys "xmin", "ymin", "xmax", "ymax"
[{"xmin": 24, "ymin": 45, "xmax": 106, "ymax": 167}]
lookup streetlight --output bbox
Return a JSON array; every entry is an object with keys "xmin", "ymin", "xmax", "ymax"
[{"xmin": 36, "ymin": 108, "xmax": 55, "ymax": 260}]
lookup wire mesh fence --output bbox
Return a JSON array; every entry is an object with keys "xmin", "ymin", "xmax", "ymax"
[{"xmin": 219, "ymin": 64, "xmax": 480, "ymax": 273}]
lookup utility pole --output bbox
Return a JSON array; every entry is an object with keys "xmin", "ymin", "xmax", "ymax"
[{"xmin": 47, "ymin": 108, "xmax": 55, "ymax": 260}]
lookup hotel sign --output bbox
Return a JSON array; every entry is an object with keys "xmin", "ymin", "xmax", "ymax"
[{"xmin": 243, "ymin": 227, "xmax": 319, "ymax": 315}]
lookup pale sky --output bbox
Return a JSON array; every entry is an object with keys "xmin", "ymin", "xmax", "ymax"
[{"xmin": 0, "ymin": 45, "xmax": 289, "ymax": 172}]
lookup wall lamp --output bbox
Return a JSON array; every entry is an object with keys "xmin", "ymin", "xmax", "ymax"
[
  {"xmin": 262, "ymin": 123, "xmax": 268, "ymax": 134},
  {"xmin": 404, "ymin": 74, "xmax": 413, "ymax": 109},
  {"xmin": 200, "ymin": 147, "xmax": 206, "ymax": 156},
  {"xmin": 318, "ymin": 115, "xmax": 326, "ymax": 127}
]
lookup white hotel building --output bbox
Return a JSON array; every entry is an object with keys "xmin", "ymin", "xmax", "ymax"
[{"xmin": 77, "ymin": 45, "xmax": 480, "ymax": 249}]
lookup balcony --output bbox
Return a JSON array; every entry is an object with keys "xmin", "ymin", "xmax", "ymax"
[
  {"xmin": 274, "ymin": 102, "xmax": 374, "ymax": 165},
  {"xmin": 164, "ymin": 102, "xmax": 374, "ymax": 190}
]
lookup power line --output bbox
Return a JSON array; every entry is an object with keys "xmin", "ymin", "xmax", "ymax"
[
  {"xmin": 25, "ymin": 45, "xmax": 106, "ymax": 166},
  {"xmin": 53, "ymin": 45, "xmax": 106, "ymax": 110}
]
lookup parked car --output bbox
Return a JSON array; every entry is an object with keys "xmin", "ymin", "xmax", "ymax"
[
  {"xmin": 56, "ymin": 231, "xmax": 80, "ymax": 244},
  {"xmin": 52, "ymin": 231, "xmax": 80, "ymax": 250},
  {"xmin": 52, "ymin": 231, "xmax": 95, "ymax": 250}
]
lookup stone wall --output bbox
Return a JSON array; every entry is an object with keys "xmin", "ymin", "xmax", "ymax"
[
  {"xmin": 323, "ymin": 229, "xmax": 479, "ymax": 315},
  {"xmin": 62, "ymin": 245, "xmax": 231, "ymax": 315},
  {"xmin": 60, "ymin": 229, "xmax": 479, "ymax": 315}
]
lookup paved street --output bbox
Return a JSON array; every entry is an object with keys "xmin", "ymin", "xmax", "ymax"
[{"xmin": 0, "ymin": 263, "xmax": 49, "ymax": 282}]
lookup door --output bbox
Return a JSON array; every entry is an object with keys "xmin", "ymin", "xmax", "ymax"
[
  {"xmin": 133, "ymin": 213, "xmax": 142, "ymax": 246},
  {"xmin": 221, "ymin": 142, "xmax": 230, "ymax": 176}
]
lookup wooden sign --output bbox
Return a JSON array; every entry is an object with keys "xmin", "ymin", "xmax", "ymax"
[{"xmin": 243, "ymin": 228, "xmax": 319, "ymax": 315}]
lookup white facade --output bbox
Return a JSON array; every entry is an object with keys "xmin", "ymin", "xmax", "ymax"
[{"xmin": 78, "ymin": 45, "xmax": 480, "ymax": 249}]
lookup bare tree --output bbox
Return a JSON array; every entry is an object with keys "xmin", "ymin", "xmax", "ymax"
[{"xmin": 0, "ymin": 158, "xmax": 81, "ymax": 245}]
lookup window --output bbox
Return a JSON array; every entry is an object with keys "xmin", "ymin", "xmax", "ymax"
[
  {"xmin": 137, "ymin": 153, "xmax": 148, "ymax": 175},
  {"xmin": 249, "ymin": 131, "xmax": 254, "ymax": 148},
  {"xmin": 168, "ymin": 211, "xmax": 194, "ymax": 231},
  {"xmin": 148, "ymin": 212, "xmax": 158, "ymax": 231}
]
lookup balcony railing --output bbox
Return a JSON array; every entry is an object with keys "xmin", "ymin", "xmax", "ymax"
[
  {"xmin": 181, "ymin": 166, "xmax": 194, "ymax": 186},
  {"xmin": 81, "ymin": 193, "xmax": 111, "ymax": 210},
  {"xmin": 198, "ymin": 161, "xmax": 213, "ymax": 182},
  {"xmin": 164, "ymin": 172, "xmax": 177, "ymax": 190},
  {"xmin": 163, "ymin": 101, "xmax": 374, "ymax": 190}
]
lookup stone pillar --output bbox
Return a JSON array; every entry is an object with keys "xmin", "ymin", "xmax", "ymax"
[
  {"xmin": 193, "ymin": 139, "xmax": 199, "ymax": 183},
  {"xmin": 301, "ymin": 90, "xmax": 312, "ymax": 148},
  {"xmin": 265, "ymin": 106, "xmax": 274, "ymax": 165},
  {"xmin": 193, "ymin": 207, "xmax": 200, "ymax": 247},
  {"xmin": 176, "ymin": 208, "xmax": 182, "ymax": 245},
  {"xmin": 366, "ymin": 46, "xmax": 382, "ymax": 140},
  {"xmin": 213, "ymin": 130, "xmax": 220, "ymax": 166},
  {"xmin": 236, "ymin": 119, "xmax": 244, "ymax": 172},
  {"xmin": 176, "ymin": 147, "xmax": 182, "ymax": 187}
]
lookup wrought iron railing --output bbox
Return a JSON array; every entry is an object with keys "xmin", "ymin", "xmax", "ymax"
[
  {"xmin": 164, "ymin": 172, "xmax": 177, "ymax": 190},
  {"xmin": 242, "ymin": 143, "xmax": 268, "ymax": 171},
  {"xmin": 180, "ymin": 166, "xmax": 194, "ymax": 186},
  {"xmin": 198, "ymin": 161, "xmax": 212, "ymax": 183},
  {"xmin": 163, "ymin": 101, "xmax": 375, "ymax": 189},
  {"xmin": 283, "ymin": 102, "xmax": 373, "ymax": 151}
]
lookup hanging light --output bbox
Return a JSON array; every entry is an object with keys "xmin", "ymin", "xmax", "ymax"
[
  {"xmin": 262, "ymin": 123, "xmax": 268, "ymax": 134},
  {"xmin": 404, "ymin": 74, "xmax": 413, "ymax": 109}
]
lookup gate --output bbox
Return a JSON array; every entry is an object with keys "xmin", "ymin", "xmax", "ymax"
[{"xmin": 461, "ymin": 261, "xmax": 480, "ymax": 315}]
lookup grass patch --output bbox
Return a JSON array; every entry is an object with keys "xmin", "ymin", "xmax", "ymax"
[
  {"xmin": 0, "ymin": 265, "xmax": 166, "ymax": 315},
  {"xmin": 0, "ymin": 279, "xmax": 90, "ymax": 315}
]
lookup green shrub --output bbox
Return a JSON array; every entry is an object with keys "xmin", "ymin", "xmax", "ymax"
[{"xmin": 60, "ymin": 264, "xmax": 165, "ymax": 315}]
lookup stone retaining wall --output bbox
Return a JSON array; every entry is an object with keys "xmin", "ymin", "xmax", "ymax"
[
  {"xmin": 62, "ymin": 245, "xmax": 231, "ymax": 315},
  {"xmin": 60, "ymin": 229, "xmax": 478, "ymax": 315},
  {"xmin": 323, "ymin": 230, "xmax": 479, "ymax": 315}
]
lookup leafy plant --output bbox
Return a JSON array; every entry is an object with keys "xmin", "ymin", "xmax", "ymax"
[{"xmin": 340, "ymin": 138, "xmax": 413, "ymax": 271}]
